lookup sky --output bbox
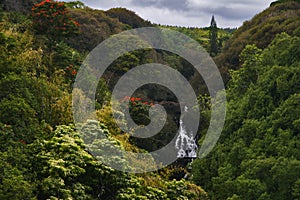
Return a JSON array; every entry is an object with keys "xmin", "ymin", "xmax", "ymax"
[{"xmin": 67, "ymin": 0, "xmax": 275, "ymax": 28}]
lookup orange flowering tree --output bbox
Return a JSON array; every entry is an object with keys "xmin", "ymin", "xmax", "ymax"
[
  {"xmin": 120, "ymin": 96, "xmax": 154, "ymax": 125},
  {"xmin": 31, "ymin": 0, "xmax": 80, "ymax": 38}
]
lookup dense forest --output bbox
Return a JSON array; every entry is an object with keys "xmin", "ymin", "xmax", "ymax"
[{"xmin": 0, "ymin": 0, "xmax": 299, "ymax": 199}]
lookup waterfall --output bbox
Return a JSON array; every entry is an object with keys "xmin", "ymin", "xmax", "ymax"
[{"xmin": 175, "ymin": 115, "xmax": 198, "ymax": 158}]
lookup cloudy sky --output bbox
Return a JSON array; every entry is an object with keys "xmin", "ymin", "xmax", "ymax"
[{"xmin": 67, "ymin": 0, "xmax": 275, "ymax": 27}]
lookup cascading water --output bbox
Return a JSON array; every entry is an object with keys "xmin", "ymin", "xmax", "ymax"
[{"xmin": 175, "ymin": 106, "xmax": 198, "ymax": 158}]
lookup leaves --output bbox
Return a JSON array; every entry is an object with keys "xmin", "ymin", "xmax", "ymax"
[
  {"xmin": 31, "ymin": 0, "xmax": 80, "ymax": 39},
  {"xmin": 192, "ymin": 32, "xmax": 300, "ymax": 199}
]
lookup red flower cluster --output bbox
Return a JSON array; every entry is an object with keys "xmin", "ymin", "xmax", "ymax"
[
  {"xmin": 31, "ymin": 0, "xmax": 80, "ymax": 37},
  {"xmin": 73, "ymin": 21, "xmax": 80, "ymax": 27},
  {"xmin": 131, "ymin": 97, "xmax": 142, "ymax": 101},
  {"xmin": 71, "ymin": 70, "xmax": 77, "ymax": 75},
  {"xmin": 120, "ymin": 96, "xmax": 154, "ymax": 125},
  {"xmin": 66, "ymin": 65, "xmax": 77, "ymax": 75},
  {"xmin": 33, "ymin": 0, "xmax": 52, "ymax": 7},
  {"xmin": 142, "ymin": 102, "xmax": 154, "ymax": 106},
  {"xmin": 121, "ymin": 96, "xmax": 154, "ymax": 106}
]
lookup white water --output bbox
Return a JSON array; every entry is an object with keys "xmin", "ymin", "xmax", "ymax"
[{"xmin": 175, "ymin": 118, "xmax": 198, "ymax": 158}]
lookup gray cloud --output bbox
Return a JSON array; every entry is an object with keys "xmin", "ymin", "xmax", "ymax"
[
  {"xmin": 131, "ymin": 0, "xmax": 189, "ymax": 11},
  {"xmin": 212, "ymin": 7, "xmax": 256, "ymax": 20},
  {"xmin": 66, "ymin": 0, "xmax": 274, "ymax": 27},
  {"xmin": 186, "ymin": 6, "xmax": 257, "ymax": 20}
]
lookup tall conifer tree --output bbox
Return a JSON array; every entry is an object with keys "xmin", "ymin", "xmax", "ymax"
[{"xmin": 209, "ymin": 15, "xmax": 218, "ymax": 56}]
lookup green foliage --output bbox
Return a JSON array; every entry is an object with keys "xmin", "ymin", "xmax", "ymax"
[
  {"xmin": 106, "ymin": 7, "xmax": 152, "ymax": 28},
  {"xmin": 270, "ymin": 0, "xmax": 300, "ymax": 6},
  {"xmin": 192, "ymin": 33, "xmax": 300, "ymax": 199},
  {"xmin": 209, "ymin": 16, "xmax": 218, "ymax": 56},
  {"xmin": 0, "ymin": 124, "xmax": 36, "ymax": 199},
  {"xmin": 0, "ymin": 160, "xmax": 36, "ymax": 199},
  {"xmin": 165, "ymin": 180, "xmax": 208, "ymax": 200},
  {"xmin": 0, "ymin": 2, "xmax": 210, "ymax": 200},
  {"xmin": 95, "ymin": 78, "xmax": 111, "ymax": 108},
  {"xmin": 228, "ymin": 44, "xmax": 263, "ymax": 96},
  {"xmin": 163, "ymin": 25, "xmax": 232, "ymax": 53},
  {"xmin": 31, "ymin": 0, "xmax": 80, "ymax": 39},
  {"xmin": 4, "ymin": 1, "xmax": 300, "ymax": 199},
  {"xmin": 116, "ymin": 174, "xmax": 208, "ymax": 200},
  {"xmin": 27, "ymin": 123, "xmax": 207, "ymax": 199},
  {"xmin": 32, "ymin": 125, "xmax": 94, "ymax": 199},
  {"xmin": 66, "ymin": 8, "xmax": 128, "ymax": 51},
  {"xmin": 293, "ymin": 179, "xmax": 300, "ymax": 199},
  {"xmin": 0, "ymin": 20, "xmax": 78, "ymax": 126},
  {"xmin": 26, "ymin": 124, "xmax": 126, "ymax": 199},
  {"xmin": 1, "ymin": 0, "xmax": 35, "ymax": 13},
  {"xmin": 216, "ymin": 0, "xmax": 300, "ymax": 70},
  {"xmin": 0, "ymin": 96, "xmax": 39, "ymax": 141},
  {"xmin": 262, "ymin": 32, "xmax": 300, "ymax": 67},
  {"xmin": 1, "ymin": 11, "xmax": 32, "ymax": 32},
  {"xmin": 120, "ymin": 96, "xmax": 154, "ymax": 126}
]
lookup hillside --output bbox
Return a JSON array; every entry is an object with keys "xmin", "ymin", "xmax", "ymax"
[
  {"xmin": 0, "ymin": 0, "xmax": 299, "ymax": 199},
  {"xmin": 215, "ymin": 0, "xmax": 300, "ymax": 71},
  {"xmin": 106, "ymin": 7, "xmax": 152, "ymax": 28},
  {"xmin": 162, "ymin": 25, "xmax": 233, "ymax": 54},
  {"xmin": 65, "ymin": 7, "xmax": 154, "ymax": 52},
  {"xmin": 192, "ymin": 32, "xmax": 300, "ymax": 200},
  {"xmin": 191, "ymin": 1, "xmax": 300, "ymax": 199},
  {"xmin": 0, "ymin": 0, "xmax": 210, "ymax": 199},
  {"xmin": 1, "ymin": 0, "xmax": 35, "ymax": 12},
  {"xmin": 66, "ymin": 8, "xmax": 127, "ymax": 51}
]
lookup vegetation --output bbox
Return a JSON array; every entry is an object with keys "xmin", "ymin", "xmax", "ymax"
[
  {"xmin": 106, "ymin": 8, "xmax": 152, "ymax": 28},
  {"xmin": 0, "ymin": 0, "xmax": 299, "ymax": 199},
  {"xmin": 215, "ymin": 0, "xmax": 300, "ymax": 71},
  {"xmin": 192, "ymin": 32, "xmax": 300, "ymax": 200},
  {"xmin": 161, "ymin": 25, "xmax": 232, "ymax": 55},
  {"xmin": 270, "ymin": 0, "xmax": 300, "ymax": 6},
  {"xmin": 209, "ymin": 16, "xmax": 218, "ymax": 56},
  {"xmin": 31, "ymin": 0, "xmax": 80, "ymax": 38},
  {"xmin": 65, "ymin": 8, "xmax": 128, "ymax": 52},
  {"xmin": 0, "ymin": 0, "xmax": 208, "ymax": 199}
]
